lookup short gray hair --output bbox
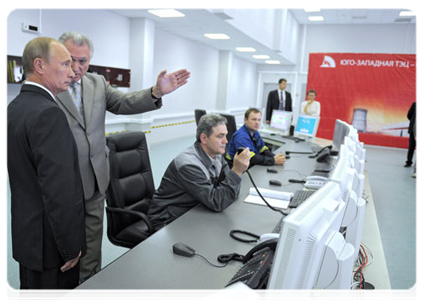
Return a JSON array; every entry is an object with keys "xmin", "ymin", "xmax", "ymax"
[
  {"xmin": 196, "ymin": 114, "xmax": 227, "ymax": 142},
  {"xmin": 58, "ymin": 31, "xmax": 94, "ymax": 59}
]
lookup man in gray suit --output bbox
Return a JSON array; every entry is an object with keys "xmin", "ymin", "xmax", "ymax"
[{"xmin": 56, "ymin": 31, "xmax": 190, "ymax": 282}]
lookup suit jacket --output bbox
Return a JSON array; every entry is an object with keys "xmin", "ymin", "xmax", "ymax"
[
  {"xmin": 8, "ymin": 84, "xmax": 86, "ymax": 272},
  {"xmin": 56, "ymin": 73, "xmax": 163, "ymax": 200},
  {"xmin": 265, "ymin": 89, "xmax": 292, "ymax": 122},
  {"xmin": 407, "ymin": 102, "xmax": 416, "ymax": 135}
]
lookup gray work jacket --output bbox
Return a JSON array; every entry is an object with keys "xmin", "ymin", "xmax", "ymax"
[{"xmin": 147, "ymin": 142, "xmax": 242, "ymax": 230}]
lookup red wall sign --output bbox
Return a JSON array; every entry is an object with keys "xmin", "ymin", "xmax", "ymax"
[{"xmin": 307, "ymin": 53, "xmax": 416, "ymax": 148}]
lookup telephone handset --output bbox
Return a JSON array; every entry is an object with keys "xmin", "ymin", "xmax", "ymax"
[
  {"xmin": 226, "ymin": 238, "xmax": 278, "ymax": 289},
  {"xmin": 242, "ymin": 238, "xmax": 278, "ymax": 263}
]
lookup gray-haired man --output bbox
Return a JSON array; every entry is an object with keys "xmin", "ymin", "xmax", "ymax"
[
  {"xmin": 147, "ymin": 114, "xmax": 250, "ymax": 230},
  {"xmin": 56, "ymin": 31, "xmax": 190, "ymax": 282}
]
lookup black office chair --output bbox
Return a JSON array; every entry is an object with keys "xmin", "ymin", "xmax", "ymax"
[
  {"xmin": 219, "ymin": 113, "xmax": 237, "ymax": 144},
  {"xmin": 195, "ymin": 109, "xmax": 207, "ymax": 125},
  {"xmin": 105, "ymin": 131, "xmax": 155, "ymax": 248}
]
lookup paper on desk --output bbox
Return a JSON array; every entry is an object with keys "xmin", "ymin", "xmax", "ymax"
[{"xmin": 244, "ymin": 188, "xmax": 293, "ymax": 209}]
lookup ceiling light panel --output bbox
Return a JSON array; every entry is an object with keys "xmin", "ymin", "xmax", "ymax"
[
  {"xmin": 309, "ymin": 16, "xmax": 324, "ymax": 21},
  {"xmin": 265, "ymin": 60, "xmax": 281, "ymax": 65},
  {"xmin": 204, "ymin": 33, "xmax": 230, "ymax": 40},
  {"xmin": 148, "ymin": 9, "xmax": 185, "ymax": 18},
  {"xmin": 236, "ymin": 47, "xmax": 256, "ymax": 52},
  {"xmin": 253, "ymin": 55, "xmax": 270, "ymax": 59},
  {"xmin": 399, "ymin": 11, "xmax": 415, "ymax": 17}
]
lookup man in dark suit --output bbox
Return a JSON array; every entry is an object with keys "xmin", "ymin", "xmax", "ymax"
[
  {"xmin": 265, "ymin": 78, "xmax": 292, "ymax": 124},
  {"xmin": 404, "ymin": 99, "xmax": 420, "ymax": 168},
  {"xmin": 7, "ymin": 37, "xmax": 86, "ymax": 289},
  {"xmin": 56, "ymin": 31, "xmax": 191, "ymax": 282}
]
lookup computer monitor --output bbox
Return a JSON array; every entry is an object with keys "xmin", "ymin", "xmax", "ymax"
[
  {"xmin": 270, "ymin": 110, "xmax": 292, "ymax": 134},
  {"xmin": 332, "ymin": 120, "xmax": 351, "ymax": 151},
  {"xmin": 294, "ymin": 115, "xmax": 320, "ymax": 139},
  {"xmin": 330, "ymin": 148, "xmax": 366, "ymax": 262},
  {"xmin": 267, "ymin": 181, "xmax": 355, "ymax": 289}
]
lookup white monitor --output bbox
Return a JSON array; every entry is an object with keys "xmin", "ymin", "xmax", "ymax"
[
  {"xmin": 332, "ymin": 120, "xmax": 350, "ymax": 151},
  {"xmin": 294, "ymin": 115, "xmax": 320, "ymax": 139},
  {"xmin": 330, "ymin": 150, "xmax": 366, "ymax": 262},
  {"xmin": 267, "ymin": 181, "xmax": 355, "ymax": 289},
  {"xmin": 270, "ymin": 110, "xmax": 292, "ymax": 134}
]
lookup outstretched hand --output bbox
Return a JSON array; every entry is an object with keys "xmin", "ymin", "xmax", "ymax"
[{"xmin": 152, "ymin": 69, "xmax": 191, "ymax": 98}]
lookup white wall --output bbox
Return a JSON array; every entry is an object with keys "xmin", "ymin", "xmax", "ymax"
[
  {"xmin": 153, "ymin": 28, "xmax": 220, "ymax": 115},
  {"xmin": 226, "ymin": 55, "xmax": 258, "ymax": 112},
  {"xmin": 302, "ymin": 24, "xmax": 416, "ymax": 72},
  {"xmin": 7, "ymin": 9, "xmax": 131, "ymax": 68}
]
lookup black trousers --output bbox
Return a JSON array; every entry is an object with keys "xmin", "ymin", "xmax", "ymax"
[
  {"xmin": 406, "ymin": 132, "xmax": 416, "ymax": 165},
  {"xmin": 19, "ymin": 263, "xmax": 80, "ymax": 289}
]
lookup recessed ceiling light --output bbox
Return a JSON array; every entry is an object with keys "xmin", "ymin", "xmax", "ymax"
[
  {"xmin": 204, "ymin": 33, "xmax": 230, "ymax": 40},
  {"xmin": 148, "ymin": 9, "xmax": 185, "ymax": 18},
  {"xmin": 399, "ymin": 11, "xmax": 415, "ymax": 17},
  {"xmin": 308, "ymin": 16, "xmax": 324, "ymax": 22},
  {"xmin": 236, "ymin": 47, "xmax": 256, "ymax": 52},
  {"xmin": 265, "ymin": 60, "xmax": 281, "ymax": 65},
  {"xmin": 253, "ymin": 54, "xmax": 270, "ymax": 59},
  {"xmin": 304, "ymin": 9, "xmax": 321, "ymax": 13}
]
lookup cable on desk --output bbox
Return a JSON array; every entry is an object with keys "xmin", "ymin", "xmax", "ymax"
[
  {"xmin": 195, "ymin": 253, "xmax": 228, "ymax": 268},
  {"xmin": 246, "ymin": 170, "xmax": 288, "ymax": 216},
  {"xmin": 351, "ymin": 244, "xmax": 374, "ymax": 289},
  {"xmin": 230, "ymin": 229, "xmax": 260, "ymax": 243}
]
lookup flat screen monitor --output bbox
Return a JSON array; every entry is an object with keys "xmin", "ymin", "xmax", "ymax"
[
  {"xmin": 270, "ymin": 110, "xmax": 292, "ymax": 134},
  {"xmin": 332, "ymin": 120, "xmax": 350, "ymax": 151},
  {"xmin": 294, "ymin": 115, "xmax": 320, "ymax": 138},
  {"xmin": 267, "ymin": 181, "xmax": 354, "ymax": 289}
]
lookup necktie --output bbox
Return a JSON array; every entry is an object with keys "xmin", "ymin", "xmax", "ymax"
[
  {"xmin": 69, "ymin": 82, "xmax": 84, "ymax": 119},
  {"xmin": 279, "ymin": 91, "xmax": 284, "ymax": 111}
]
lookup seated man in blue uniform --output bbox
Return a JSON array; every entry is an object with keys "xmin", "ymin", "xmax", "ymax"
[
  {"xmin": 147, "ymin": 114, "xmax": 250, "ymax": 230},
  {"xmin": 226, "ymin": 108, "xmax": 286, "ymax": 167}
]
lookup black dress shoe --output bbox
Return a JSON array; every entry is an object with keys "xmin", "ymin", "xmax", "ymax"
[{"xmin": 404, "ymin": 163, "xmax": 412, "ymax": 167}]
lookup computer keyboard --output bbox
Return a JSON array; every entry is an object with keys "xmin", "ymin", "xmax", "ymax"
[
  {"xmin": 281, "ymin": 135, "xmax": 305, "ymax": 141},
  {"xmin": 310, "ymin": 170, "xmax": 330, "ymax": 178},
  {"xmin": 288, "ymin": 190, "xmax": 316, "ymax": 208}
]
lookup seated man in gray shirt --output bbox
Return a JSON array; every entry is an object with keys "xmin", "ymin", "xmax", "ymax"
[{"xmin": 147, "ymin": 114, "xmax": 250, "ymax": 230}]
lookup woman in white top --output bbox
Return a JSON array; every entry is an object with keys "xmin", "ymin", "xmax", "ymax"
[{"xmin": 300, "ymin": 89, "xmax": 320, "ymax": 117}]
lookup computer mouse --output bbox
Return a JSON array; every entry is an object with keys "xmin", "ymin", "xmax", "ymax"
[
  {"xmin": 269, "ymin": 179, "xmax": 282, "ymax": 186},
  {"xmin": 173, "ymin": 243, "xmax": 196, "ymax": 257},
  {"xmin": 267, "ymin": 167, "xmax": 278, "ymax": 173},
  {"xmin": 285, "ymin": 155, "xmax": 290, "ymax": 159},
  {"xmin": 295, "ymin": 138, "xmax": 300, "ymax": 143}
]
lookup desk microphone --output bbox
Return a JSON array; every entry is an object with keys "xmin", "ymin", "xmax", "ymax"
[{"xmin": 285, "ymin": 150, "xmax": 314, "ymax": 155}]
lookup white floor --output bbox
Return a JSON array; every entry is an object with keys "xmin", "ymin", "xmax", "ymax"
[{"xmin": 6, "ymin": 134, "xmax": 416, "ymax": 290}]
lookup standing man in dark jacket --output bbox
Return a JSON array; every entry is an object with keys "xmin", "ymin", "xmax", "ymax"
[
  {"xmin": 266, "ymin": 78, "xmax": 292, "ymax": 124},
  {"xmin": 405, "ymin": 102, "xmax": 416, "ymax": 167},
  {"xmin": 7, "ymin": 37, "xmax": 86, "ymax": 289}
]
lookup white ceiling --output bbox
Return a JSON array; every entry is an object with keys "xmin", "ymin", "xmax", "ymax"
[
  {"xmin": 289, "ymin": 9, "xmax": 416, "ymax": 25},
  {"xmin": 111, "ymin": 9, "xmax": 416, "ymax": 65}
]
